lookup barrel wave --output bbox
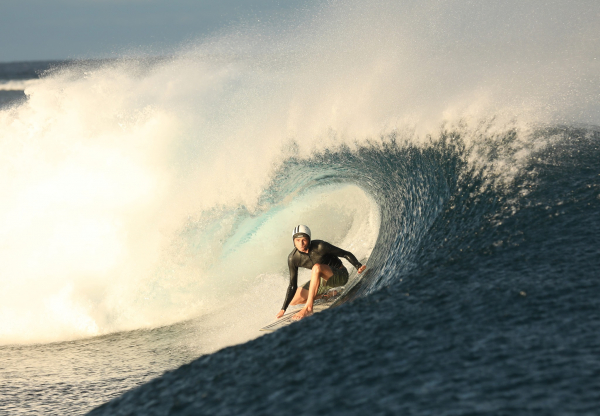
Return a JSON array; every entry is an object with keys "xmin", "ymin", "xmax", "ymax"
[
  {"xmin": 88, "ymin": 125, "xmax": 600, "ymax": 415},
  {"xmin": 271, "ymin": 124, "xmax": 600, "ymax": 304}
]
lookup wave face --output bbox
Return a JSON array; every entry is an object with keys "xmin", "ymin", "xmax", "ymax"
[{"xmin": 88, "ymin": 125, "xmax": 600, "ymax": 416}]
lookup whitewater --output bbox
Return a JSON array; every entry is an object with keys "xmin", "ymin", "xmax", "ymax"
[{"xmin": 1, "ymin": 0, "xmax": 599, "ymax": 414}]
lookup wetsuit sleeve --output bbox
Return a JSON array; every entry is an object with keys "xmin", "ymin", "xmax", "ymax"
[
  {"xmin": 281, "ymin": 253, "xmax": 298, "ymax": 311},
  {"xmin": 322, "ymin": 241, "xmax": 363, "ymax": 269}
]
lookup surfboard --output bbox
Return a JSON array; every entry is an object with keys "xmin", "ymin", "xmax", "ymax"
[{"xmin": 259, "ymin": 289, "xmax": 343, "ymax": 332}]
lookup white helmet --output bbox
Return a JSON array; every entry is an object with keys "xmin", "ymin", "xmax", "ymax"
[{"xmin": 292, "ymin": 225, "xmax": 311, "ymax": 241}]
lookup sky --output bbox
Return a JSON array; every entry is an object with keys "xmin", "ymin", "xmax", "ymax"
[{"xmin": 0, "ymin": 0, "xmax": 314, "ymax": 63}]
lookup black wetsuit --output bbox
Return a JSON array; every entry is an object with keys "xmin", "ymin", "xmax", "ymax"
[{"xmin": 281, "ymin": 240, "xmax": 362, "ymax": 311}]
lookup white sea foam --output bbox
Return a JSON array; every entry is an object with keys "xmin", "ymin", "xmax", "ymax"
[{"xmin": 0, "ymin": 0, "xmax": 598, "ymax": 345}]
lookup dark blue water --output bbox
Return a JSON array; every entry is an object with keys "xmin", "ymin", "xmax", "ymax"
[
  {"xmin": 0, "ymin": 61, "xmax": 59, "ymax": 109},
  {"xmin": 88, "ymin": 126, "xmax": 600, "ymax": 415}
]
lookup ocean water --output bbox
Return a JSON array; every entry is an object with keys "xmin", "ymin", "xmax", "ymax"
[{"xmin": 1, "ymin": 1, "xmax": 599, "ymax": 415}]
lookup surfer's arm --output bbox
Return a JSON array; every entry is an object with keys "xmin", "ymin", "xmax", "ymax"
[
  {"xmin": 322, "ymin": 241, "xmax": 363, "ymax": 270},
  {"xmin": 280, "ymin": 254, "xmax": 299, "ymax": 313}
]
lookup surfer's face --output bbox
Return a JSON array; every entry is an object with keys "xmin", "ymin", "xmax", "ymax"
[{"xmin": 294, "ymin": 236, "xmax": 309, "ymax": 252}]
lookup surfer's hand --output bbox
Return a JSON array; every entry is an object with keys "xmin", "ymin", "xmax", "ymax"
[
  {"xmin": 276, "ymin": 309, "xmax": 285, "ymax": 319},
  {"xmin": 357, "ymin": 265, "xmax": 366, "ymax": 274}
]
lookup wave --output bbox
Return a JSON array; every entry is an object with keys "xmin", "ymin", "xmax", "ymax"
[
  {"xmin": 0, "ymin": 0, "xmax": 598, "ymax": 346},
  {"xmin": 0, "ymin": 117, "xmax": 588, "ymax": 347},
  {"xmin": 85, "ymin": 122, "xmax": 600, "ymax": 416},
  {"xmin": 0, "ymin": 80, "xmax": 40, "ymax": 91}
]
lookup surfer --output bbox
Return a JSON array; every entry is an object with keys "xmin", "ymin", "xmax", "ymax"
[{"xmin": 277, "ymin": 225, "xmax": 366, "ymax": 321}]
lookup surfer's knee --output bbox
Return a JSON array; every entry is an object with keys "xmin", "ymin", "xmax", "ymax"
[
  {"xmin": 312, "ymin": 263, "xmax": 332, "ymax": 279},
  {"xmin": 311, "ymin": 263, "xmax": 324, "ymax": 273}
]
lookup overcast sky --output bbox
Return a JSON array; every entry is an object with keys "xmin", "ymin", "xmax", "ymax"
[{"xmin": 0, "ymin": 0, "xmax": 315, "ymax": 63}]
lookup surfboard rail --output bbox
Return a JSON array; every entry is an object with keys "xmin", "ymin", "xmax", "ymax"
[{"xmin": 259, "ymin": 292, "xmax": 341, "ymax": 332}]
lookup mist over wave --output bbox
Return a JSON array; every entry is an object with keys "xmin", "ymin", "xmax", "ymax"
[{"xmin": 1, "ymin": 0, "xmax": 599, "ymax": 346}]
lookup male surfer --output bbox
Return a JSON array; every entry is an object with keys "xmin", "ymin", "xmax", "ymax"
[{"xmin": 276, "ymin": 225, "xmax": 366, "ymax": 321}]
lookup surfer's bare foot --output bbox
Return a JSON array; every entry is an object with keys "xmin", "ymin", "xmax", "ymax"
[{"xmin": 292, "ymin": 307, "xmax": 312, "ymax": 321}]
